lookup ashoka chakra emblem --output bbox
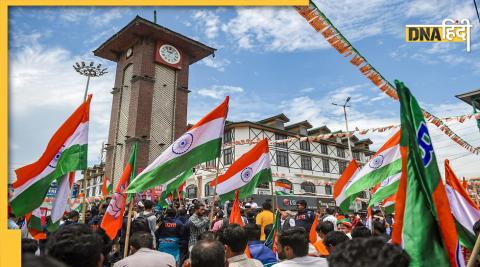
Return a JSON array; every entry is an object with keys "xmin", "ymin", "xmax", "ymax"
[
  {"xmin": 369, "ymin": 155, "xmax": 384, "ymax": 169},
  {"xmin": 240, "ymin": 167, "xmax": 253, "ymax": 183},
  {"xmin": 172, "ymin": 133, "xmax": 194, "ymax": 154}
]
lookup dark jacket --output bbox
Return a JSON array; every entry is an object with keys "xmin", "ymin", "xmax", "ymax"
[{"xmin": 294, "ymin": 210, "xmax": 315, "ymax": 232}]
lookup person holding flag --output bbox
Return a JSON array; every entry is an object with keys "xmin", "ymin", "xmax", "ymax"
[
  {"xmin": 101, "ymin": 176, "xmax": 113, "ymax": 197},
  {"xmin": 10, "ymin": 95, "xmax": 92, "ymax": 218},
  {"xmin": 100, "ymin": 142, "xmax": 138, "ymax": 240},
  {"xmin": 392, "ymin": 80, "xmax": 465, "ymax": 267}
]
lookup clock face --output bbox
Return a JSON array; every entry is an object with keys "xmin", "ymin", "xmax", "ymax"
[{"xmin": 159, "ymin": 44, "xmax": 181, "ymax": 64}]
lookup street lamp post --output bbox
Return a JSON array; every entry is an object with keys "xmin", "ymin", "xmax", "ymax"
[
  {"xmin": 332, "ymin": 97, "xmax": 352, "ymax": 159},
  {"xmin": 73, "ymin": 61, "xmax": 107, "ymax": 223},
  {"xmin": 73, "ymin": 61, "xmax": 108, "ymax": 101}
]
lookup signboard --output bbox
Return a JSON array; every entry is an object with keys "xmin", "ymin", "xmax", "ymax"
[{"xmin": 251, "ymin": 194, "xmax": 333, "ymax": 211}]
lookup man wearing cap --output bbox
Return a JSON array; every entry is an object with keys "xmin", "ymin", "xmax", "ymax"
[
  {"xmin": 294, "ymin": 200, "xmax": 315, "ymax": 232},
  {"xmin": 336, "ymin": 217, "xmax": 352, "ymax": 239}
]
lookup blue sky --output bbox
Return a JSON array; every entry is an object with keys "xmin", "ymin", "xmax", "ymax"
[{"xmin": 8, "ymin": 1, "xmax": 480, "ymax": 182}]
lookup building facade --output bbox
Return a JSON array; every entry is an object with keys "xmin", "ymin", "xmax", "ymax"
[{"xmin": 186, "ymin": 113, "xmax": 375, "ymax": 209}]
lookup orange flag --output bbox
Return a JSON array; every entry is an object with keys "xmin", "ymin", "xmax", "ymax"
[
  {"xmin": 100, "ymin": 143, "xmax": 138, "ymax": 240},
  {"xmin": 309, "ymin": 213, "xmax": 319, "ymax": 243},
  {"xmin": 462, "ymin": 177, "xmax": 468, "ymax": 191},
  {"xmin": 229, "ymin": 190, "xmax": 244, "ymax": 226}
]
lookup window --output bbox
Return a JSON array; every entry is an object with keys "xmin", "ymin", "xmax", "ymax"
[
  {"xmin": 257, "ymin": 182, "xmax": 269, "ymax": 189},
  {"xmin": 206, "ymin": 159, "xmax": 216, "ymax": 168},
  {"xmin": 301, "ymin": 182, "xmax": 316, "ymax": 194},
  {"xmin": 338, "ymin": 161, "xmax": 347, "ymax": 174},
  {"xmin": 275, "ymin": 134, "xmax": 288, "ymax": 149},
  {"xmin": 323, "ymin": 159, "xmax": 330, "ymax": 173},
  {"xmin": 224, "ymin": 129, "xmax": 233, "ymax": 144},
  {"xmin": 276, "ymin": 151, "xmax": 289, "ymax": 167},
  {"xmin": 223, "ymin": 148, "xmax": 233, "ymax": 165},
  {"xmin": 321, "ymin": 144, "xmax": 328, "ymax": 154},
  {"xmin": 301, "ymin": 155, "xmax": 312, "ymax": 170},
  {"xmin": 204, "ymin": 183, "xmax": 214, "ymax": 196},
  {"xmin": 186, "ymin": 185, "xmax": 197, "ymax": 199},
  {"xmin": 325, "ymin": 185, "xmax": 332, "ymax": 195},
  {"xmin": 353, "ymin": 151, "xmax": 361, "ymax": 161},
  {"xmin": 300, "ymin": 141, "xmax": 310, "ymax": 151},
  {"xmin": 337, "ymin": 147, "xmax": 346, "ymax": 158}
]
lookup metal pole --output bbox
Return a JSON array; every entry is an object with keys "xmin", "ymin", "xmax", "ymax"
[
  {"xmin": 343, "ymin": 105, "xmax": 353, "ymax": 159},
  {"xmin": 209, "ymin": 156, "xmax": 222, "ymax": 228},
  {"xmin": 80, "ymin": 75, "xmax": 91, "ymax": 224},
  {"xmin": 270, "ymin": 180, "xmax": 277, "ymax": 211}
]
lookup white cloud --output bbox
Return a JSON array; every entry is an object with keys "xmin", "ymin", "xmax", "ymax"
[
  {"xmin": 200, "ymin": 56, "xmax": 231, "ymax": 72},
  {"xmin": 192, "ymin": 10, "xmax": 221, "ymax": 39},
  {"xmin": 300, "ymin": 87, "xmax": 315, "ymax": 93},
  {"xmin": 9, "ymin": 42, "xmax": 114, "ymax": 179},
  {"xmin": 197, "ymin": 85, "xmax": 244, "ymax": 99},
  {"xmin": 91, "ymin": 8, "xmax": 124, "ymax": 26},
  {"xmin": 60, "ymin": 8, "xmax": 94, "ymax": 23}
]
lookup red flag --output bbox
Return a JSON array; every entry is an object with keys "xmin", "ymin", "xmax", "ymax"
[
  {"xmin": 100, "ymin": 143, "xmax": 138, "ymax": 240},
  {"xmin": 309, "ymin": 213, "xmax": 319, "ymax": 243},
  {"xmin": 229, "ymin": 190, "xmax": 244, "ymax": 226}
]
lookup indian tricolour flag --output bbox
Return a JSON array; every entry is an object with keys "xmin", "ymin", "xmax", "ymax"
[
  {"xmin": 275, "ymin": 181, "xmax": 292, "ymax": 195},
  {"xmin": 369, "ymin": 172, "xmax": 401, "ymax": 207},
  {"xmin": 445, "ymin": 159, "xmax": 480, "ymax": 250},
  {"xmin": 333, "ymin": 159, "xmax": 360, "ymax": 213},
  {"xmin": 342, "ymin": 130, "xmax": 403, "ymax": 207},
  {"xmin": 11, "ymin": 95, "xmax": 92, "ymax": 217},
  {"xmin": 213, "ymin": 138, "xmax": 272, "ymax": 201},
  {"xmin": 381, "ymin": 194, "xmax": 396, "ymax": 214},
  {"xmin": 126, "ymin": 97, "xmax": 229, "ymax": 193}
]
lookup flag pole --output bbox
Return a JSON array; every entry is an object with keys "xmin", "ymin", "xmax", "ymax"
[
  {"xmin": 270, "ymin": 180, "xmax": 277, "ymax": 211},
  {"xmin": 468, "ymin": 233, "xmax": 480, "ymax": 267},
  {"xmin": 123, "ymin": 200, "xmax": 134, "ymax": 258},
  {"xmin": 209, "ymin": 156, "xmax": 221, "ymax": 227}
]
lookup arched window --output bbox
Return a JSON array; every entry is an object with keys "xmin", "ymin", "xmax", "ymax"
[
  {"xmin": 301, "ymin": 181, "xmax": 316, "ymax": 194},
  {"xmin": 186, "ymin": 184, "xmax": 198, "ymax": 199},
  {"xmin": 325, "ymin": 184, "xmax": 332, "ymax": 195},
  {"xmin": 204, "ymin": 183, "xmax": 214, "ymax": 197}
]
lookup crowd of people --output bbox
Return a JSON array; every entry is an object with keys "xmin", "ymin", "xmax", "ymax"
[{"xmin": 13, "ymin": 196, "xmax": 412, "ymax": 267}]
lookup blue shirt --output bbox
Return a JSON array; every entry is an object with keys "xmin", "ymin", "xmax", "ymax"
[{"xmin": 248, "ymin": 241, "xmax": 277, "ymax": 266}]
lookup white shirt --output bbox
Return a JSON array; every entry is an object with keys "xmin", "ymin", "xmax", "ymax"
[
  {"xmin": 272, "ymin": 256, "xmax": 328, "ymax": 267},
  {"xmin": 323, "ymin": 215, "xmax": 337, "ymax": 230},
  {"xmin": 249, "ymin": 202, "xmax": 259, "ymax": 209}
]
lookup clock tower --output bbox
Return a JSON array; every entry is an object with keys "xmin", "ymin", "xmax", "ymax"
[{"xmin": 94, "ymin": 16, "xmax": 215, "ymax": 186}]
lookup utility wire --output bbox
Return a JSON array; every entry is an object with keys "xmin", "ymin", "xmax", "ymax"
[{"xmin": 474, "ymin": 0, "xmax": 480, "ymax": 24}]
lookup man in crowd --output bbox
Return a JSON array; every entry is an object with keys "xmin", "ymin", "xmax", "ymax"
[
  {"xmin": 256, "ymin": 202, "xmax": 274, "ymax": 241},
  {"xmin": 351, "ymin": 226, "xmax": 372, "ymax": 239},
  {"xmin": 247, "ymin": 197, "xmax": 259, "ymax": 209},
  {"xmin": 313, "ymin": 221, "xmax": 334, "ymax": 257},
  {"xmin": 294, "ymin": 200, "xmax": 315, "ymax": 232},
  {"xmin": 63, "ymin": 210, "xmax": 80, "ymax": 226},
  {"xmin": 273, "ymin": 228, "xmax": 328, "ymax": 266},
  {"xmin": 336, "ymin": 219, "xmax": 352, "ymax": 239},
  {"xmin": 373, "ymin": 221, "xmax": 389, "ymax": 241},
  {"xmin": 220, "ymin": 224, "xmax": 263, "ymax": 267},
  {"xmin": 188, "ymin": 203, "xmax": 209, "ymax": 249},
  {"xmin": 322, "ymin": 207, "xmax": 337, "ymax": 231},
  {"xmin": 245, "ymin": 223, "xmax": 277, "ymax": 266},
  {"xmin": 327, "ymin": 237, "xmax": 410, "ymax": 267},
  {"xmin": 323, "ymin": 231, "xmax": 349, "ymax": 254},
  {"xmin": 46, "ymin": 224, "xmax": 104, "ymax": 267},
  {"xmin": 113, "ymin": 231, "xmax": 175, "ymax": 267},
  {"xmin": 138, "ymin": 200, "xmax": 158, "ymax": 245},
  {"xmin": 156, "ymin": 207, "xmax": 184, "ymax": 263},
  {"xmin": 22, "ymin": 238, "xmax": 38, "ymax": 255},
  {"xmin": 280, "ymin": 209, "xmax": 295, "ymax": 231},
  {"xmin": 186, "ymin": 239, "xmax": 226, "ymax": 267}
]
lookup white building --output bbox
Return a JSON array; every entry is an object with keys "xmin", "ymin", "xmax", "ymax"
[{"xmin": 186, "ymin": 113, "xmax": 375, "ymax": 210}]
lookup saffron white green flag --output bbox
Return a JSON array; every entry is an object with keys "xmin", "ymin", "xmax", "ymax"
[
  {"xmin": 275, "ymin": 181, "xmax": 292, "ymax": 196},
  {"xmin": 11, "ymin": 95, "xmax": 92, "ymax": 217},
  {"xmin": 445, "ymin": 159, "xmax": 480, "ymax": 250},
  {"xmin": 369, "ymin": 172, "xmax": 401, "ymax": 207},
  {"xmin": 212, "ymin": 138, "xmax": 272, "ymax": 201},
  {"xmin": 343, "ymin": 130, "xmax": 403, "ymax": 200},
  {"xmin": 127, "ymin": 97, "xmax": 229, "ymax": 193}
]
